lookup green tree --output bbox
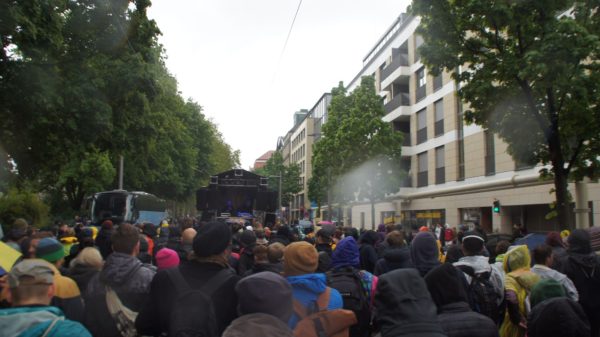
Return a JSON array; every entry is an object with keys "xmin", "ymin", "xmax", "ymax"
[
  {"xmin": 412, "ymin": 0, "xmax": 600, "ymax": 229},
  {"xmin": 311, "ymin": 77, "xmax": 404, "ymax": 227},
  {"xmin": 0, "ymin": 189, "xmax": 50, "ymax": 230},
  {"xmin": 0, "ymin": 0, "xmax": 237, "ymax": 212},
  {"xmin": 256, "ymin": 151, "xmax": 302, "ymax": 207}
]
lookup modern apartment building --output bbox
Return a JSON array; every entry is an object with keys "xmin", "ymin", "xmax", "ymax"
[
  {"xmin": 277, "ymin": 95, "xmax": 332, "ymax": 222},
  {"xmin": 344, "ymin": 14, "xmax": 600, "ymax": 233}
]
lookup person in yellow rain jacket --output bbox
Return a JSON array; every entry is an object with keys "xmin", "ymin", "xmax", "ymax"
[{"xmin": 500, "ymin": 245, "xmax": 540, "ymax": 337}]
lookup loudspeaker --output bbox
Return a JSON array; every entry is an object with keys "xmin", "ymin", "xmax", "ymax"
[
  {"xmin": 256, "ymin": 191, "xmax": 277, "ymax": 212},
  {"xmin": 207, "ymin": 190, "xmax": 219, "ymax": 209},
  {"xmin": 196, "ymin": 189, "xmax": 208, "ymax": 210}
]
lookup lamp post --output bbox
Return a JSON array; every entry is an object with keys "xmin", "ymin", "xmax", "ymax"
[{"xmin": 269, "ymin": 173, "xmax": 283, "ymax": 221}]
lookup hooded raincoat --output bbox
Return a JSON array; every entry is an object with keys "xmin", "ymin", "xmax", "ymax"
[
  {"xmin": 374, "ymin": 268, "xmax": 447, "ymax": 337},
  {"xmin": 558, "ymin": 229, "xmax": 600, "ymax": 337},
  {"xmin": 286, "ymin": 273, "xmax": 343, "ymax": 329},
  {"xmin": 0, "ymin": 306, "xmax": 91, "ymax": 337},
  {"xmin": 500, "ymin": 245, "xmax": 540, "ymax": 337}
]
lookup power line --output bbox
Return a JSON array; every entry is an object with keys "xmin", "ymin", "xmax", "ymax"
[{"xmin": 272, "ymin": 0, "xmax": 303, "ymax": 84}]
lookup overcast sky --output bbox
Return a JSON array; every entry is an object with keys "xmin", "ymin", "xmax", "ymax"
[{"xmin": 147, "ymin": 0, "xmax": 411, "ymax": 170}]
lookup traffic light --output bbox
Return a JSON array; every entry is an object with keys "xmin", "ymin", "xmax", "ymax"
[{"xmin": 493, "ymin": 200, "xmax": 500, "ymax": 213}]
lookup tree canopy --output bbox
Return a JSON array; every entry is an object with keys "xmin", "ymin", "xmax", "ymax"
[
  {"xmin": 0, "ymin": 0, "xmax": 238, "ymax": 214},
  {"xmin": 310, "ymin": 77, "xmax": 404, "ymax": 226},
  {"xmin": 254, "ymin": 151, "xmax": 301, "ymax": 208},
  {"xmin": 412, "ymin": 0, "xmax": 600, "ymax": 229}
]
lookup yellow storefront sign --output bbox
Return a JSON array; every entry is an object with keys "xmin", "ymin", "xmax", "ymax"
[{"xmin": 416, "ymin": 212, "xmax": 442, "ymax": 219}]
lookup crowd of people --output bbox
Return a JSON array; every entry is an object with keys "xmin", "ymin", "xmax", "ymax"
[{"xmin": 1, "ymin": 217, "xmax": 599, "ymax": 337}]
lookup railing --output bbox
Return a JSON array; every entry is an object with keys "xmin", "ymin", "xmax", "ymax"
[
  {"xmin": 417, "ymin": 171, "xmax": 428, "ymax": 187},
  {"xmin": 417, "ymin": 127, "xmax": 427, "ymax": 144},
  {"xmin": 485, "ymin": 154, "xmax": 495, "ymax": 176},
  {"xmin": 384, "ymin": 92, "xmax": 410, "ymax": 113},
  {"xmin": 434, "ymin": 119, "xmax": 444, "ymax": 136},
  {"xmin": 381, "ymin": 54, "xmax": 409, "ymax": 80},
  {"xmin": 402, "ymin": 132, "xmax": 411, "ymax": 146},
  {"xmin": 416, "ymin": 85, "xmax": 426, "ymax": 102},
  {"xmin": 401, "ymin": 176, "xmax": 412, "ymax": 187},
  {"xmin": 436, "ymin": 167, "xmax": 445, "ymax": 184}
]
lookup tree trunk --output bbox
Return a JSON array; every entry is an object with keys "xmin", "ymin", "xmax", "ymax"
[
  {"xmin": 327, "ymin": 187, "xmax": 332, "ymax": 222},
  {"xmin": 548, "ymin": 121, "xmax": 571, "ymax": 230},
  {"xmin": 371, "ymin": 199, "xmax": 376, "ymax": 230}
]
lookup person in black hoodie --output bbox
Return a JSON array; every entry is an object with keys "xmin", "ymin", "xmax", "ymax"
[
  {"xmin": 411, "ymin": 232, "xmax": 441, "ymax": 277},
  {"xmin": 136, "ymin": 221, "xmax": 240, "ymax": 336},
  {"xmin": 558, "ymin": 229, "xmax": 600, "ymax": 337},
  {"xmin": 424, "ymin": 264, "xmax": 499, "ymax": 337},
  {"xmin": 374, "ymin": 268, "xmax": 447, "ymax": 337},
  {"xmin": 374, "ymin": 230, "xmax": 413, "ymax": 276},
  {"xmin": 270, "ymin": 225, "xmax": 293, "ymax": 246},
  {"xmin": 237, "ymin": 230, "xmax": 257, "ymax": 275},
  {"xmin": 95, "ymin": 220, "xmax": 113, "ymax": 259},
  {"xmin": 527, "ymin": 297, "xmax": 590, "ymax": 337},
  {"xmin": 359, "ymin": 230, "xmax": 379, "ymax": 274}
]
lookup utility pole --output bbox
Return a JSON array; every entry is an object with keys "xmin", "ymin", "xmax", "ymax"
[
  {"xmin": 327, "ymin": 167, "xmax": 332, "ymax": 222},
  {"xmin": 278, "ymin": 171, "xmax": 282, "ymax": 219},
  {"xmin": 118, "ymin": 155, "xmax": 124, "ymax": 190}
]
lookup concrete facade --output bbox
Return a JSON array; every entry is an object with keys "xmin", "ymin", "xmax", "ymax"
[{"xmin": 343, "ymin": 14, "xmax": 600, "ymax": 232}]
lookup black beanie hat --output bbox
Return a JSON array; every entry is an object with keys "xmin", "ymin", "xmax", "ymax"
[
  {"xmin": 240, "ymin": 230, "xmax": 257, "ymax": 247},
  {"xmin": 193, "ymin": 222, "xmax": 232, "ymax": 257}
]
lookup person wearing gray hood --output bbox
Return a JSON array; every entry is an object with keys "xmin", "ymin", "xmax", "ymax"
[
  {"xmin": 223, "ymin": 272, "xmax": 294, "ymax": 337},
  {"xmin": 83, "ymin": 223, "xmax": 156, "ymax": 337},
  {"xmin": 374, "ymin": 268, "xmax": 447, "ymax": 337}
]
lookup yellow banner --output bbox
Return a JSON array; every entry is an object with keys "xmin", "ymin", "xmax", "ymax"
[
  {"xmin": 0, "ymin": 241, "xmax": 22, "ymax": 272},
  {"xmin": 416, "ymin": 212, "xmax": 441, "ymax": 219}
]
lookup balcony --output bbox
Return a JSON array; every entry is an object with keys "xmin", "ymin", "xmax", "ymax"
[
  {"xmin": 417, "ymin": 171, "xmax": 428, "ymax": 187},
  {"xmin": 381, "ymin": 54, "xmax": 409, "ymax": 81},
  {"xmin": 435, "ymin": 167, "xmax": 445, "ymax": 184},
  {"xmin": 384, "ymin": 92, "xmax": 410, "ymax": 114}
]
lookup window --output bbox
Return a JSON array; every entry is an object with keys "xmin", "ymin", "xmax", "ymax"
[
  {"xmin": 418, "ymin": 151, "xmax": 428, "ymax": 187},
  {"xmin": 433, "ymin": 73, "xmax": 443, "ymax": 91},
  {"xmin": 415, "ymin": 35, "xmax": 424, "ymax": 62},
  {"xmin": 417, "ymin": 67, "xmax": 426, "ymax": 87},
  {"xmin": 416, "ymin": 67, "xmax": 426, "ymax": 101},
  {"xmin": 484, "ymin": 130, "xmax": 495, "ymax": 176},
  {"xmin": 435, "ymin": 146, "xmax": 445, "ymax": 184},
  {"xmin": 417, "ymin": 108, "xmax": 427, "ymax": 144},
  {"xmin": 434, "ymin": 99, "xmax": 444, "ymax": 136}
]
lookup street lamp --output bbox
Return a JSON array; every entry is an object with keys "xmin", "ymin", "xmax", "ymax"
[{"xmin": 269, "ymin": 173, "xmax": 283, "ymax": 221}]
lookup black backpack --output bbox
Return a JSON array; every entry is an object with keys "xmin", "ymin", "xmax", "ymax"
[
  {"xmin": 456, "ymin": 265, "xmax": 501, "ymax": 324},
  {"xmin": 326, "ymin": 267, "xmax": 371, "ymax": 337},
  {"xmin": 166, "ymin": 267, "xmax": 235, "ymax": 337}
]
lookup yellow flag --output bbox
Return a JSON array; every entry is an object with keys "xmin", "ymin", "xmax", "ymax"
[{"xmin": 0, "ymin": 241, "xmax": 22, "ymax": 272}]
